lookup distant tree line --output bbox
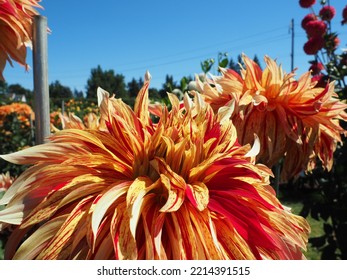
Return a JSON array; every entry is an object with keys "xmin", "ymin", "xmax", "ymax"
[{"xmin": 0, "ymin": 54, "xmax": 263, "ymax": 109}]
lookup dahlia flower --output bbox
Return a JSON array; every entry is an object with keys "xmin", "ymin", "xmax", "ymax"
[
  {"xmin": 319, "ymin": 6, "xmax": 336, "ymax": 21},
  {"xmin": 305, "ymin": 20, "xmax": 327, "ymax": 38},
  {"xmin": 51, "ymin": 112, "xmax": 99, "ymax": 132},
  {"xmin": 0, "ymin": 0, "xmax": 42, "ymax": 80},
  {"xmin": 303, "ymin": 36, "xmax": 325, "ymax": 55},
  {"xmin": 301, "ymin": 14, "xmax": 316, "ymax": 30},
  {"xmin": 0, "ymin": 73, "xmax": 309, "ymax": 260},
  {"xmin": 299, "ymin": 0, "xmax": 316, "ymax": 9},
  {"xmin": 0, "ymin": 102, "xmax": 34, "ymax": 126},
  {"xmin": 342, "ymin": 5, "xmax": 347, "ymax": 25},
  {"xmin": 197, "ymin": 55, "xmax": 347, "ymax": 180}
]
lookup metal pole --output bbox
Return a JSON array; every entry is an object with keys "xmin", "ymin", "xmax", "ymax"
[{"xmin": 33, "ymin": 15, "xmax": 50, "ymax": 144}]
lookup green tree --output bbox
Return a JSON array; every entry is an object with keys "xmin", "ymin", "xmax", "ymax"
[
  {"xmin": 0, "ymin": 80, "xmax": 8, "ymax": 95},
  {"xmin": 73, "ymin": 89, "xmax": 84, "ymax": 98},
  {"xmin": 159, "ymin": 75, "xmax": 178, "ymax": 98},
  {"xmin": 86, "ymin": 65, "xmax": 127, "ymax": 101},
  {"xmin": 8, "ymin": 83, "xmax": 31, "ymax": 96},
  {"xmin": 149, "ymin": 87, "xmax": 161, "ymax": 101},
  {"xmin": 127, "ymin": 77, "xmax": 143, "ymax": 98},
  {"xmin": 49, "ymin": 80, "xmax": 73, "ymax": 108},
  {"xmin": 8, "ymin": 83, "xmax": 33, "ymax": 106}
]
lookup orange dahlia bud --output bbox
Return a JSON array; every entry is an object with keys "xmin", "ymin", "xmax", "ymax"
[
  {"xmin": 0, "ymin": 73, "xmax": 310, "ymax": 260},
  {"xmin": 324, "ymin": 34, "xmax": 340, "ymax": 51}
]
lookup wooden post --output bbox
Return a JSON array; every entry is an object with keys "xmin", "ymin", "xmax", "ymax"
[
  {"xmin": 61, "ymin": 99, "xmax": 65, "ymax": 115},
  {"xmin": 33, "ymin": 15, "xmax": 50, "ymax": 145}
]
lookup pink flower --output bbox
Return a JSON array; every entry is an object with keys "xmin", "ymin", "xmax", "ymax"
[
  {"xmin": 342, "ymin": 5, "xmax": 347, "ymax": 25},
  {"xmin": 303, "ymin": 36, "xmax": 325, "ymax": 55},
  {"xmin": 319, "ymin": 6, "xmax": 336, "ymax": 21},
  {"xmin": 305, "ymin": 20, "xmax": 327, "ymax": 37},
  {"xmin": 299, "ymin": 0, "xmax": 316, "ymax": 9},
  {"xmin": 302, "ymin": 14, "xmax": 316, "ymax": 30}
]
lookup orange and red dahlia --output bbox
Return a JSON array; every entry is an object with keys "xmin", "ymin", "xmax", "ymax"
[
  {"xmin": 0, "ymin": 73, "xmax": 309, "ymax": 259},
  {"xmin": 197, "ymin": 55, "xmax": 347, "ymax": 180},
  {"xmin": 0, "ymin": 0, "xmax": 42, "ymax": 80}
]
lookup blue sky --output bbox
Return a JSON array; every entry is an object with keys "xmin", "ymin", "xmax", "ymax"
[{"xmin": 3, "ymin": 0, "xmax": 347, "ymax": 93}]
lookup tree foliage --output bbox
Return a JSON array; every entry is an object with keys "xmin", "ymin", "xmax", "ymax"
[
  {"xmin": 86, "ymin": 65, "xmax": 127, "ymax": 101},
  {"xmin": 49, "ymin": 80, "xmax": 73, "ymax": 108},
  {"xmin": 0, "ymin": 80, "xmax": 7, "ymax": 95}
]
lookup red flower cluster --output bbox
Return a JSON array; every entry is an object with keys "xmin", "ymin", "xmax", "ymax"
[
  {"xmin": 301, "ymin": 2, "xmax": 341, "ymax": 56},
  {"xmin": 299, "ymin": 0, "xmax": 316, "ymax": 9}
]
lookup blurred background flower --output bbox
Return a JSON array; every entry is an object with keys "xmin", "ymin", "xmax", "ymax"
[
  {"xmin": 196, "ymin": 55, "xmax": 347, "ymax": 181},
  {"xmin": 0, "ymin": 172, "xmax": 14, "ymax": 192}
]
